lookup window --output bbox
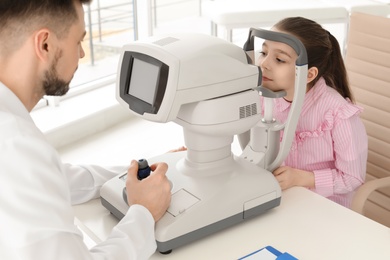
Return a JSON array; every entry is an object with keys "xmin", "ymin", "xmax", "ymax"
[
  {"xmin": 34, "ymin": 0, "xmax": 203, "ymax": 109},
  {"xmin": 31, "ymin": 0, "xmax": 204, "ymax": 146}
]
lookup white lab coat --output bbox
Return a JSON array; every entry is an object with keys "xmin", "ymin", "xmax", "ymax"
[{"xmin": 0, "ymin": 82, "xmax": 157, "ymax": 259}]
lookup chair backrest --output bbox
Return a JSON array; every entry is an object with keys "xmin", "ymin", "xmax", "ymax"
[{"xmin": 344, "ymin": 12, "xmax": 390, "ymax": 227}]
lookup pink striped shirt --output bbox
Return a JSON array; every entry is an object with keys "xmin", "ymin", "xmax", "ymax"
[{"xmin": 273, "ymin": 77, "xmax": 368, "ymax": 208}]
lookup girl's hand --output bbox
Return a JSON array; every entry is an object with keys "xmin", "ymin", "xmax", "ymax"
[
  {"xmin": 273, "ymin": 166, "xmax": 315, "ymax": 190},
  {"xmin": 167, "ymin": 146, "xmax": 187, "ymax": 153}
]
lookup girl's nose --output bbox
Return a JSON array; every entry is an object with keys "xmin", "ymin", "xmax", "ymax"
[{"xmin": 259, "ymin": 57, "xmax": 270, "ymax": 70}]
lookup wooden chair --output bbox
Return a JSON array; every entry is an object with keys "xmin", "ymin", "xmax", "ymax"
[{"xmin": 345, "ymin": 12, "xmax": 390, "ymax": 228}]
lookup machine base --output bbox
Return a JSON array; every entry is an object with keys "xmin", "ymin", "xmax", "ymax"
[
  {"xmin": 156, "ymin": 197, "xmax": 280, "ymax": 254},
  {"xmin": 100, "ymin": 151, "xmax": 282, "ymax": 254}
]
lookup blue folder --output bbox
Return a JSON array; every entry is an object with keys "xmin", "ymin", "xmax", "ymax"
[{"xmin": 238, "ymin": 245, "xmax": 298, "ymax": 260}]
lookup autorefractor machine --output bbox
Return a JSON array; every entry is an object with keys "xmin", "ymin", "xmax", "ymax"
[{"xmin": 100, "ymin": 28, "xmax": 308, "ymax": 254}]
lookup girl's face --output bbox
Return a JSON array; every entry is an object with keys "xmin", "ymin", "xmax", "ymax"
[{"xmin": 257, "ymin": 35, "xmax": 298, "ymax": 101}]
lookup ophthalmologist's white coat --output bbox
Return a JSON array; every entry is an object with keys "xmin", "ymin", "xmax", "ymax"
[{"xmin": 0, "ymin": 82, "xmax": 156, "ymax": 260}]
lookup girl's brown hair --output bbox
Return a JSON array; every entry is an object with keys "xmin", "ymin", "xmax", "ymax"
[{"xmin": 274, "ymin": 17, "xmax": 354, "ymax": 102}]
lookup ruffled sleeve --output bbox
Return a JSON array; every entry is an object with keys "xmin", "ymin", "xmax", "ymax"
[
  {"xmin": 311, "ymin": 100, "xmax": 367, "ymax": 205},
  {"xmin": 333, "ymin": 99, "xmax": 363, "ymax": 121},
  {"xmin": 295, "ymin": 100, "xmax": 363, "ymax": 144}
]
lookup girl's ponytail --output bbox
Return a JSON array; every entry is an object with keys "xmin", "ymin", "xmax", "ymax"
[{"xmin": 326, "ymin": 32, "xmax": 354, "ymax": 102}]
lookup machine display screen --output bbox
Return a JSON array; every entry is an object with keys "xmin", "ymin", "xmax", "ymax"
[
  {"xmin": 119, "ymin": 51, "xmax": 169, "ymax": 115},
  {"xmin": 128, "ymin": 58, "xmax": 160, "ymax": 105}
]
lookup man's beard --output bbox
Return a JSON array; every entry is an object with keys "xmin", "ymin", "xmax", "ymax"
[{"xmin": 42, "ymin": 51, "xmax": 71, "ymax": 96}]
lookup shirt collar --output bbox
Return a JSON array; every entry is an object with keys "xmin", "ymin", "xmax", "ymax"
[
  {"xmin": 0, "ymin": 81, "xmax": 33, "ymax": 122},
  {"xmin": 274, "ymin": 77, "xmax": 328, "ymax": 114},
  {"xmin": 275, "ymin": 97, "xmax": 292, "ymax": 112},
  {"xmin": 300, "ymin": 77, "xmax": 328, "ymax": 116}
]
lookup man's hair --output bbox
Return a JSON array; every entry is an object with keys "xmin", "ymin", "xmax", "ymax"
[{"xmin": 0, "ymin": 0, "xmax": 92, "ymax": 56}]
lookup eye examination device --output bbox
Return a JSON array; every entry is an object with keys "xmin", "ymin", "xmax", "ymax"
[{"xmin": 100, "ymin": 28, "xmax": 308, "ymax": 254}]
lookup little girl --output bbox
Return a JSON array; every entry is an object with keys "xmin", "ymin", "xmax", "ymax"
[{"xmin": 258, "ymin": 17, "xmax": 368, "ymax": 208}]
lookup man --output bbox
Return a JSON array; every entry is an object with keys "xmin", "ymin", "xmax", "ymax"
[{"xmin": 0, "ymin": 0, "xmax": 171, "ymax": 259}]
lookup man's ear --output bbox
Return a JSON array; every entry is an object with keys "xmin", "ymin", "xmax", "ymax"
[
  {"xmin": 307, "ymin": 67, "xmax": 318, "ymax": 84},
  {"xmin": 34, "ymin": 29, "xmax": 51, "ymax": 62}
]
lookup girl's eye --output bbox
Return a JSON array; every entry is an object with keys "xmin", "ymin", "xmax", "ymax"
[
  {"xmin": 259, "ymin": 51, "xmax": 266, "ymax": 56},
  {"xmin": 276, "ymin": 58, "xmax": 285, "ymax": 63}
]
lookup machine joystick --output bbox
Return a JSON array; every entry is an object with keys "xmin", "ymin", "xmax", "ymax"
[
  {"xmin": 123, "ymin": 159, "xmax": 152, "ymax": 204},
  {"xmin": 137, "ymin": 158, "xmax": 151, "ymax": 180}
]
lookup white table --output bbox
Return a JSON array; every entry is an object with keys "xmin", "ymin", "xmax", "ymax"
[
  {"xmin": 73, "ymin": 187, "xmax": 390, "ymax": 259},
  {"xmin": 61, "ymin": 118, "xmax": 390, "ymax": 259}
]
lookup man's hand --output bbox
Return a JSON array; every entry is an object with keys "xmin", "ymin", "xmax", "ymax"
[
  {"xmin": 125, "ymin": 160, "xmax": 171, "ymax": 222},
  {"xmin": 273, "ymin": 166, "xmax": 315, "ymax": 190}
]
